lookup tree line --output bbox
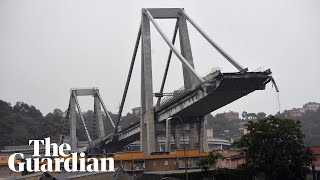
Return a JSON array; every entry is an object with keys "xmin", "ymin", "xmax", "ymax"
[
  {"xmin": 0, "ymin": 100, "xmax": 139, "ymax": 149},
  {"xmin": 0, "ymin": 99, "xmax": 319, "ymax": 148},
  {"xmin": 206, "ymin": 109, "xmax": 320, "ymax": 146}
]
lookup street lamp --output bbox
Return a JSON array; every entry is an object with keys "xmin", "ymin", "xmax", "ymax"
[{"xmin": 167, "ymin": 116, "xmax": 188, "ymax": 180}]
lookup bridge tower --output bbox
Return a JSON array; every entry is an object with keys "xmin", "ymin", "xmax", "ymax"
[
  {"xmin": 112, "ymin": 8, "xmax": 274, "ymax": 155},
  {"xmin": 61, "ymin": 88, "xmax": 115, "ymax": 152},
  {"xmin": 140, "ymin": 8, "xmax": 205, "ymax": 153}
]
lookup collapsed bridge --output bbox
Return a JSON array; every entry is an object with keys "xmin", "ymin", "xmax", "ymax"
[{"xmin": 61, "ymin": 8, "xmax": 277, "ymax": 154}]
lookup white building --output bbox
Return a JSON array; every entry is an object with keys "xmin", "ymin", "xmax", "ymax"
[
  {"xmin": 303, "ymin": 102, "xmax": 320, "ymax": 112},
  {"xmin": 132, "ymin": 107, "xmax": 141, "ymax": 115}
]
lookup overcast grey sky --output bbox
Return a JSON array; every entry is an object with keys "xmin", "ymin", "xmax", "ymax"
[{"xmin": 1, "ymin": 0, "xmax": 319, "ymax": 116}]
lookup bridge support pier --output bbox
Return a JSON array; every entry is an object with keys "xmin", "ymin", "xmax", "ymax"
[
  {"xmin": 199, "ymin": 117, "xmax": 209, "ymax": 152},
  {"xmin": 140, "ymin": 12, "xmax": 156, "ymax": 154},
  {"xmin": 174, "ymin": 124, "xmax": 181, "ymax": 149},
  {"xmin": 189, "ymin": 123, "xmax": 198, "ymax": 149},
  {"xmin": 94, "ymin": 96, "xmax": 105, "ymax": 138},
  {"xmin": 165, "ymin": 118, "xmax": 172, "ymax": 151},
  {"xmin": 70, "ymin": 94, "xmax": 77, "ymax": 152},
  {"xmin": 140, "ymin": 112, "xmax": 156, "ymax": 153}
]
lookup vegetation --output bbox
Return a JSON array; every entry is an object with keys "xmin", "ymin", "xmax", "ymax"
[
  {"xmin": 277, "ymin": 110, "xmax": 320, "ymax": 146},
  {"xmin": 235, "ymin": 116, "xmax": 313, "ymax": 180},
  {"xmin": 0, "ymin": 99, "xmax": 139, "ymax": 149},
  {"xmin": 0, "ymin": 99, "xmax": 318, "ymax": 179},
  {"xmin": 0, "ymin": 98, "xmax": 319, "ymax": 149},
  {"xmin": 0, "ymin": 100, "xmax": 44, "ymax": 148},
  {"xmin": 198, "ymin": 152, "xmax": 223, "ymax": 172},
  {"xmin": 206, "ymin": 109, "xmax": 320, "ymax": 146}
]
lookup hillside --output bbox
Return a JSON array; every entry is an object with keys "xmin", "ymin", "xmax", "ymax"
[{"xmin": 0, "ymin": 99, "xmax": 319, "ymax": 148}]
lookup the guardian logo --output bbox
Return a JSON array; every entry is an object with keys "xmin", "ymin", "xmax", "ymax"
[{"xmin": 8, "ymin": 138, "xmax": 115, "ymax": 172}]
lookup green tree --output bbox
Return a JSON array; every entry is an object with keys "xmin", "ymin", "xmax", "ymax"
[
  {"xmin": 43, "ymin": 108, "xmax": 65, "ymax": 142},
  {"xmin": 0, "ymin": 100, "xmax": 44, "ymax": 148},
  {"xmin": 198, "ymin": 152, "xmax": 223, "ymax": 172},
  {"xmin": 235, "ymin": 116, "xmax": 312, "ymax": 180},
  {"xmin": 257, "ymin": 112, "xmax": 266, "ymax": 119}
]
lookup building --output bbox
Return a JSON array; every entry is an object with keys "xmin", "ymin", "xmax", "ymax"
[
  {"xmin": 113, "ymin": 149, "xmax": 245, "ymax": 176},
  {"xmin": 207, "ymin": 129, "xmax": 213, "ymax": 139},
  {"xmin": 223, "ymin": 111, "xmax": 239, "ymax": 121},
  {"xmin": 289, "ymin": 108, "xmax": 304, "ymax": 118},
  {"xmin": 207, "ymin": 138, "xmax": 231, "ymax": 151},
  {"xmin": 238, "ymin": 122, "xmax": 248, "ymax": 135},
  {"xmin": 1, "ymin": 148, "xmax": 244, "ymax": 178},
  {"xmin": 311, "ymin": 146, "xmax": 320, "ymax": 179},
  {"xmin": 284, "ymin": 102, "xmax": 320, "ymax": 118},
  {"xmin": 131, "ymin": 107, "xmax": 141, "ymax": 116},
  {"xmin": 215, "ymin": 150, "xmax": 245, "ymax": 169},
  {"xmin": 0, "ymin": 154, "xmax": 21, "ymax": 178},
  {"xmin": 303, "ymin": 102, "xmax": 320, "ymax": 112}
]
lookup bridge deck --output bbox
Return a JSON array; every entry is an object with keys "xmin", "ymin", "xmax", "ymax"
[
  {"xmin": 155, "ymin": 70, "xmax": 272, "ymax": 122},
  {"xmin": 101, "ymin": 70, "xmax": 272, "ymax": 152}
]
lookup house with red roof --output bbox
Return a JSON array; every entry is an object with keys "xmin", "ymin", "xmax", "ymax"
[{"xmin": 311, "ymin": 146, "xmax": 320, "ymax": 179}]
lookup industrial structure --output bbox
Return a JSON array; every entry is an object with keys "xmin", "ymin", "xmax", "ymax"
[
  {"xmin": 63, "ymin": 8, "xmax": 276, "ymax": 155},
  {"xmin": 61, "ymin": 88, "xmax": 115, "ymax": 152}
]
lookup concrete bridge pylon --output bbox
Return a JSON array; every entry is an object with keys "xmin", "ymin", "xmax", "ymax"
[
  {"xmin": 138, "ymin": 8, "xmax": 247, "ymax": 154},
  {"xmin": 62, "ymin": 88, "xmax": 115, "ymax": 152}
]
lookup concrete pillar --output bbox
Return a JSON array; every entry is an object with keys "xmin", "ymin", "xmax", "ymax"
[
  {"xmin": 189, "ymin": 123, "xmax": 198, "ymax": 149},
  {"xmin": 165, "ymin": 118, "xmax": 171, "ymax": 151},
  {"xmin": 70, "ymin": 94, "xmax": 77, "ymax": 152},
  {"xmin": 178, "ymin": 14, "xmax": 198, "ymax": 90},
  {"xmin": 140, "ymin": 12, "xmax": 155, "ymax": 154},
  {"xmin": 199, "ymin": 117, "xmax": 209, "ymax": 152},
  {"xmin": 94, "ymin": 95, "xmax": 105, "ymax": 138},
  {"xmin": 175, "ymin": 124, "xmax": 181, "ymax": 149},
  {"xmin": 140, "ymin": 115, "xmax": 147, "ymax": 152}
]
